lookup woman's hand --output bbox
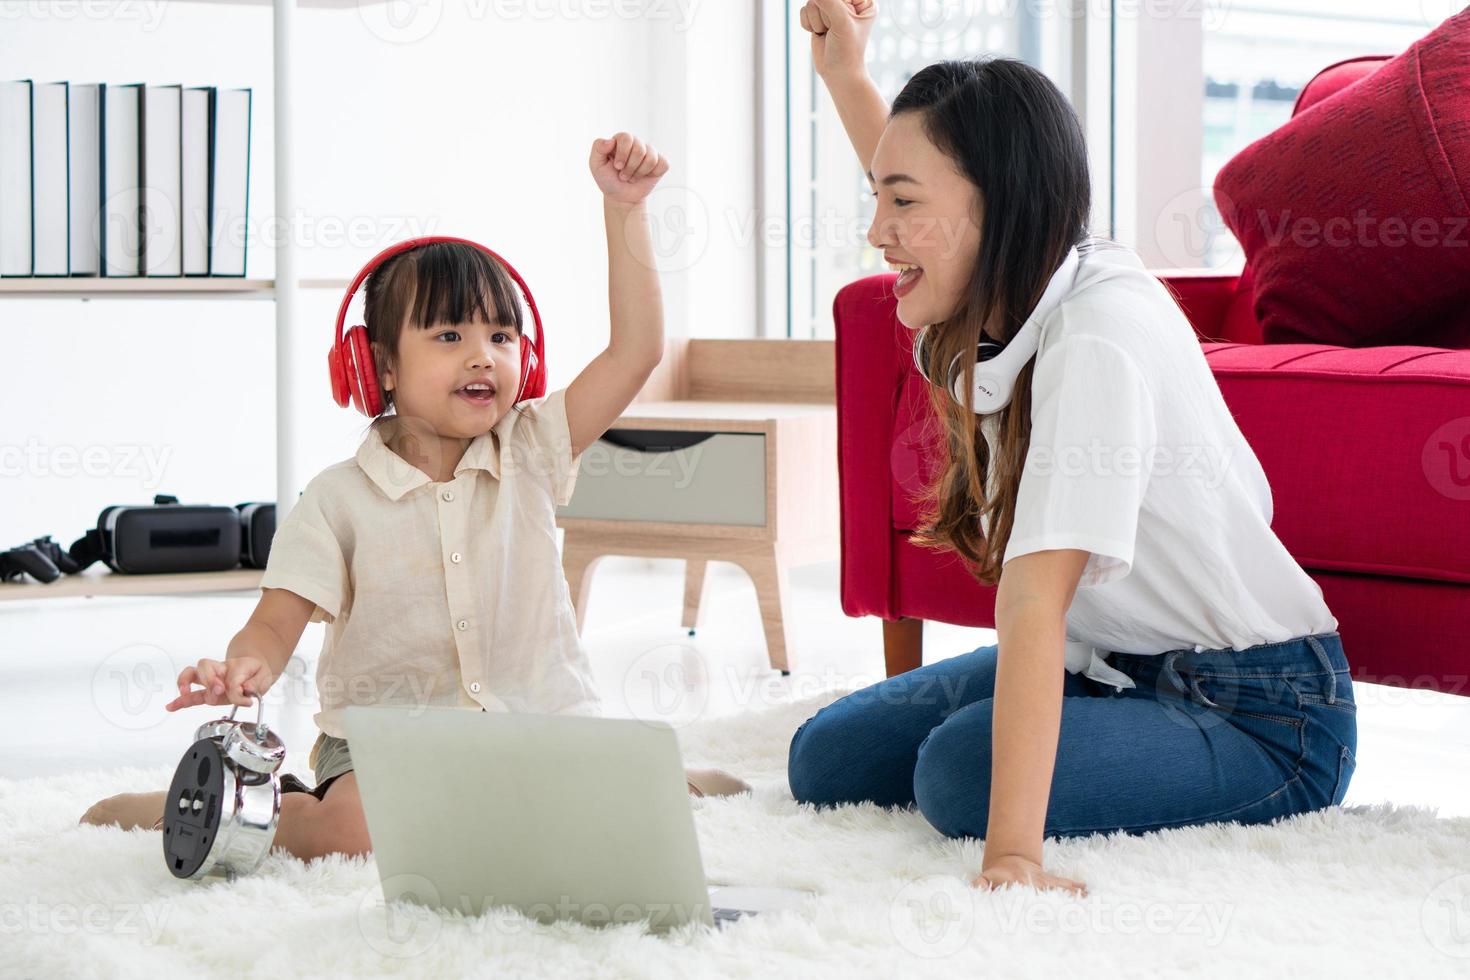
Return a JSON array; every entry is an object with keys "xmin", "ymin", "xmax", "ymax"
[
  {"xmin": 589, "ymin": 132, "xmax": 670, "ymax": 207},
  {"xmin": 799, "ymin": 0, "xmax": 877, "ymax": 81},
  {"xmin": 973, "ymin": 854, "xmax": 1089, "ymax": 896},
  {"xmin": 165, "ymin": 656, "xmax": 276, "ymax": 711}
]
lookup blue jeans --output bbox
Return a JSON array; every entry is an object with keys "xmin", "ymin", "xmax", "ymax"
[{"xmin": 787, "ymin": 631, "xmax": 1357, "ymax": 840}]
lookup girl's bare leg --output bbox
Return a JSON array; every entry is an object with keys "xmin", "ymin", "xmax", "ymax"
[
  {"xmin": 684, "ymin": 767, "xmax": 752, "ymax": 798},
  {"xmin": 83, "ymin": 768, "xmax": 742, "ymax": 857},
  {"xmin": 271, "ymin": 773, "xmax": 371, "ymax": 862},
  {"xmin": 80, "ymin": 775, "xmax": 370, "ymax": 864},
  {"xmin": 79, "ymin": 790, "xmax": 168, "ymax": 831}
]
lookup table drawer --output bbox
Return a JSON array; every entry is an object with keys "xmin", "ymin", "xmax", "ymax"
[{"xmin": 557, "ymin": 430, "xmax": 766, "ymax": 526}]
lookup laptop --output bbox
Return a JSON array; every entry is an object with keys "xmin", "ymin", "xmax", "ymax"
[{"xmin": 341, "ymin": 705, "xmax": 814, "ymax": 932}]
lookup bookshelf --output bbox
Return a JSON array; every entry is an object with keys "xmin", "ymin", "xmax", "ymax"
[
  {"xmin": 0, "ymin": 0, "xmax": 381, "ymax": 600},
  {"xmin": 0, "ymin": 568, "xmax": 265, "ymax": 603},
  {"xmin": 0, "ymin": 278, "xmax": 348, "ymax": 299}
]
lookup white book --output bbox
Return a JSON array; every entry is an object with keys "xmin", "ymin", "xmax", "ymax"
[
  {"xmin": 181, "ymin": 86, "xmax": 211, "ymax": 276},
  {"xmin": 68, "ymin": 83, "xmax": 99, "ymax": 276},
  {"xmin": 101, "ymin": 82, "xmax": 142, "ymax": 277},
  {"xmin": 209, "ymin": 87, "xmax": 250, "ymax": 277},
  {"xmin": 33, "ymin": 81, "xmax": 70, "ymax": 276},
  {"xmin": 142, "ymin": 83, "xmax": 182, "ymax": 276},
  {"xmin": 0, "ymin": 79, "xmax": 33, "ymax": 276}
]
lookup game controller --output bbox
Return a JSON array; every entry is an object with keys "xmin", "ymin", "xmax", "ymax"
[{"xmin": 0, "ymin": 535, "xmax": 81, "ymax": 583}]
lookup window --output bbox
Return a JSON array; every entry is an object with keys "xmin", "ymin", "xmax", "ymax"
[
  {"xmin": 778, "ymin": 0, "xmax": 1091, "ymax": 339},
  {"xmin": 1196, "ymin": 0, "xmax": 1436, "ymax": 268},
  {"xmin": 761, "ymin": 2, "xmax": 1451, "ymax": 338}
]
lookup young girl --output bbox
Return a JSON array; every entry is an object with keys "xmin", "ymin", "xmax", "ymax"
[
  {"xmin": 789, "ymin": 1, "xmax": 1356, "ymax": 895},
  {"xmin": 81, "ymin": 132, "xmax": 751, "ymax": 859}
]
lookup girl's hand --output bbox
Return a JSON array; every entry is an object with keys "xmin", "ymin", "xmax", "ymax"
[
  {"xmin": 589, "ymin": 133, "xmax": 670, "ymax": 206},
  {"xmin": 165, "ymin": 656, "xmax": 276, "ymax": 711},
  {"xmin": 973, "ymin": 854, "xmax": 1089, "ymax": 897},
  {"xmin": 799, "ymin": 0, "xmax": 877, "ymax": 81}
]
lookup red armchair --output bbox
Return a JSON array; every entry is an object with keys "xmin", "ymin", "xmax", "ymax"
[
  {"xmin": 836, "ymin": 270, "xmax": 1470, "ymax": 694},
  {"xmin": 834, "ymin": 57, "xmax": 1470, "ymax": 695}
]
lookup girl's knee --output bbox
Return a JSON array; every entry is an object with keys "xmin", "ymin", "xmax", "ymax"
[
  {"xmin": 277, "ymin": 788, "xmax": 370, "ymax": 861},
  {"xmin": 316, "ymin": 807, "xmax": 372, "ymax": 860},
  {"xmin": 307, "ymin": 780, "xmax": 371, "ymax": 860}
]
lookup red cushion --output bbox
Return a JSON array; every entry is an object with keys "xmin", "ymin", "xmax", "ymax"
[
  {"xmin": 1197, "ymin": 342, "xmax": 1470, "ymax": 587},
  {"xmin": 1215, "ymin": 10, "xmax": 1470, "ymax": 349},
  {"xmin": 1292, "ymin": 56, "xmax": 1388, "ymax": 115}
]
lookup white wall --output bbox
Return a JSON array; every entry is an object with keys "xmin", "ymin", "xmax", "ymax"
[
  {"xmin": 0, "ymin": 0, "xmax": 755, "ymax": 549},
  {"xmin": 680, "ymin": 0, "xmax": 757, "ymax": 341},
  {"xmin": 1112, "ymin": 0, "xmax": 1205, "ymax": 269}
]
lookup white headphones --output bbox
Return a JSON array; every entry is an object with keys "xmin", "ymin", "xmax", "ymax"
[{"xmin": 912, "ymin": 245, "xmax": 1083, "ymax": 415}]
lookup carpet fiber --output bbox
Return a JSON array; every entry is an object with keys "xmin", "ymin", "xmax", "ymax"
[{"xmin": 5, "ymin": 689, "xmax": 1469, "ymax": 977}]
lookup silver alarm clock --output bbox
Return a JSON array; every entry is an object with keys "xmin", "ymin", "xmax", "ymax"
[{"xmin": 162, "ymin": 695, "xmax": 286, "ymax": 880}]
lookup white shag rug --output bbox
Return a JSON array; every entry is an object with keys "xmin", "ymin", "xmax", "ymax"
[{"xmin": 5, "ymin": 689, "xmax": 1470, "ymax": 979}]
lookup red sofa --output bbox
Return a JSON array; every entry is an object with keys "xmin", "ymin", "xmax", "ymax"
[{"xmin": 833, "ymin": 62, "xmax": 1470, "ymax": 696}]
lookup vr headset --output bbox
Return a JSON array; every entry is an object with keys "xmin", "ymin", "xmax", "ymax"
[
  {"xmin": 0, "ymin": 495, "xmax": 277, "ymax": 583},
  {"xmin": 69, "ymin": 494, "xmax": 278, "ymax": 575}
]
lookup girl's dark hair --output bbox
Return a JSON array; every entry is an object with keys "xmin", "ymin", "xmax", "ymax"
[
  {"xmin": 895, "ymin": 57, "xmax": 1106, "ymax": 586},
  {"xmin": 362, "ymin": 240, "xmax": 527, "ymax": 418}
]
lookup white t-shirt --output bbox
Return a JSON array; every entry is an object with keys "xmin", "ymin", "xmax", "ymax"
[{"xmin": 996, "ymin": 242, "xmax": 1337, "ymax": 689}]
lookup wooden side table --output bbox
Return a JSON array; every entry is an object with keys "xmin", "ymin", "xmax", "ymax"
[{"xmin": 555, "ymin": 338, "xmax": 838, "ymax": 673}]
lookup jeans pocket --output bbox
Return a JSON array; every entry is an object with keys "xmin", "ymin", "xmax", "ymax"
[
  {"xmin": 1192, "ymin": 674, "xmax": 1309, "ymax": 773},
  {"xmin": 1296, "ymin": 693, "xmax": 1357, "ymax": 714},
  {"xmin": 1331, "ymin": 744, "xmax": 1356, "ymax": 806},
  {"xmin": 1294, "ymin": 668, "xmax": 1356, "ymax": 714},
  {"xmin": 1191, "ymin": 671, "xmax": 1302, "ymax": 719}
]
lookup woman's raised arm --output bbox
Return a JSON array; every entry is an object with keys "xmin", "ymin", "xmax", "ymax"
[{"xmin": 799, "ymin": 0, "xmax": 889, "ymax": 172}]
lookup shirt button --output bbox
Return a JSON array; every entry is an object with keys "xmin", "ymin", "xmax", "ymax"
[
  {"xmin": 441, "ymin": 490, "xmax": 454, "ymax": 502},
  {"xmin": 457, "ymin": 619, "xmax": 468, "ymax": 631},
  {"xmin": 451, "ymin": 552, "xmax": 462, "ymax": 564},
  {"xmin": 469, "ymin": 682, "xmax": 481, "ymax": 693}
]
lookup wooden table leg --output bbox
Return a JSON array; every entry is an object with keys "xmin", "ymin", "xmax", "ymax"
[
  {"xmin": 883, "ymin": 617, "xmax": 924, "ymax": 677},
  {"xmin": 735, "ymin": 548, "xmax": 794, "ymax": 673},
  {"xmin": 682, "ymin": 559, "xmax": 708, "ymax": 634},
  {"xmin": 560, "ymin": 532, "xmax": 606, "ymax": 635}
]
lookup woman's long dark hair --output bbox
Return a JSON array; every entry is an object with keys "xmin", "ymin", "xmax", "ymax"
[{"xmin": 895, "ymin": 57, "xmax": 1098, "ymax": 585}]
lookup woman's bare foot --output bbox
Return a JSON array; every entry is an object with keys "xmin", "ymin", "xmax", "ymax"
[
  {"xmin": 684, "ymin": 767, "xmax": 751, "ymax": 798},
  {"xmin": 79, "ymin": 790, "xmax": 168, "ymax": 831}
]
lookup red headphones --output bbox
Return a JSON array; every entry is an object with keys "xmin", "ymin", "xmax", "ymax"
[{"xmin": 327, "ymin": 235, "xmax": 548, "ymax": 417}]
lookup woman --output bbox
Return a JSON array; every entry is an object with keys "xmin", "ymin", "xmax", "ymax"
[{"xmin": 788, "ymin": 0, "xmax": 1357, "ymax": 895}]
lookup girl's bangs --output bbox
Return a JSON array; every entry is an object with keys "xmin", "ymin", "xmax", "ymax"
[{"xmin": 404, "ymin": 245, "xmax": 526, "ymax": 335}]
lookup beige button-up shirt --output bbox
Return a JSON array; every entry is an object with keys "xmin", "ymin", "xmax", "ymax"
[{"xmin": 259, "ymin": 387, "xmax": 603, "ymax": 738}]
